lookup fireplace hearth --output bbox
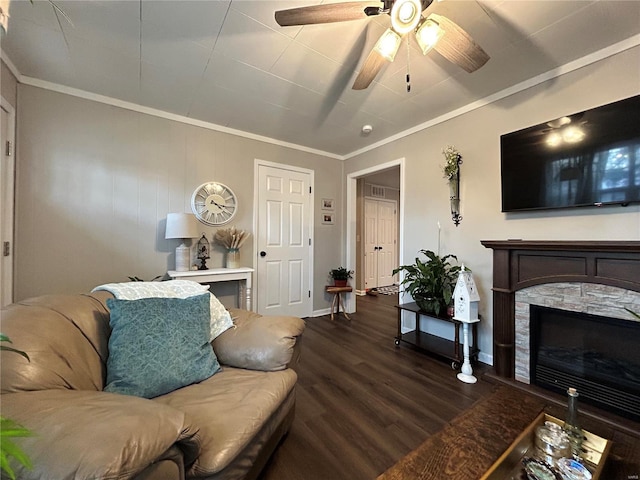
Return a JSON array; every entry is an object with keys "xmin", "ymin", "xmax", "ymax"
[{"xmin": 530, "ymin": 305, "xmax": 640, "ymax": 421}]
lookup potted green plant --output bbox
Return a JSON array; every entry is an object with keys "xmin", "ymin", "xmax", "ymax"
[
  {"xmin": 392, "ymin": 249, "xmax": 461, "ymax": 316},
  {"xmin": 1, "ymin": 334, "xmax": 32, "ymax": 479},
  {"xmin": 329, "ymin": 267, "xmax": 353, "ymax": 287}
]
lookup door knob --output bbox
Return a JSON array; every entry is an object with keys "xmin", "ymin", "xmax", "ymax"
[{"xmin": 260, "ymin": 251, "xmax": 267, "ymax": 257}]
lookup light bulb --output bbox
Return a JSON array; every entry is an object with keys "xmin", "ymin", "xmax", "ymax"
[
  {"xmin": 415, "ymin": 18, "xmax": 444, "ymax": 55},
  {"xmin": 374, "ymin": 29, "xmax": 402, "ymax": 62}
]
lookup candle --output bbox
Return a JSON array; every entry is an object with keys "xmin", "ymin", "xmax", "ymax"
[{"xmin": 437, "ymin": 221, "xmax": 441, "ymax": 256}]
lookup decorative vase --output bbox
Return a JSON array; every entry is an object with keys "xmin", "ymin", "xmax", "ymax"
[
  {"xmin": 226, "ymin": 248, "xmax": 240, "ymax": 269},
  {"xmin": 449, "ymin": 174, "xmax": 460, "ymax": 207},
  {"xmin": 334, "ymin": 279, "xmax": 348, "ymax": 287},
  {"xmin": 449, "ymin": 173, "xmax": 462, "ymax": 226}
]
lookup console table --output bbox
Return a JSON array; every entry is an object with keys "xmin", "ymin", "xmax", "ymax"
[
  {"xmin": 395, "ymin": 302, "xmax": 479, "ymax": 369},
  {"xmin": 168, "ymin": 268, "xmax": 254, "ymax": 311}
]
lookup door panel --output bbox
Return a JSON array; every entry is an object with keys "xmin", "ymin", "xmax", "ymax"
[
  {"xmin": 257, "ymin": 164, "xmax": 312, "ymax": 317},
  {"xmin": 266, "ymin": 200, "xmax": 282, "ymax": 245}
]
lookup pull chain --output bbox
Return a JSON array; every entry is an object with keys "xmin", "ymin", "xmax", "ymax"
[{"xmin": 406, "ymin": 36, "xmax": 411, "ymax": 93}]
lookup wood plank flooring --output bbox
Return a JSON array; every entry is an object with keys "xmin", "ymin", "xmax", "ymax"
[{"xmin": 259, "ymin": 293, "xmax": 496, "ymax": 480}]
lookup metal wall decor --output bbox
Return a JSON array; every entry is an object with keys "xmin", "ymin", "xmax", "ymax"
[{"xmin": 442, "ymin": 145, "xmax": 463, "ymax": 226}]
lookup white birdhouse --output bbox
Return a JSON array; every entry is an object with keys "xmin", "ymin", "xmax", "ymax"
[{"xmin": 452, "ymin": 265, "xmax": 480, "ymax": 323}]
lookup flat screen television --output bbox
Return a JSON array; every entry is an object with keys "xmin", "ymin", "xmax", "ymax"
[{"xmin": 500, "ymin": 95, "xmax": 640, "ymax": 212}]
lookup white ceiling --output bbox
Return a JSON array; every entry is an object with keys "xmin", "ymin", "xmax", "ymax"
[{"xmin": 2, "ymin": 0, "xmax": 639, "ymax": 158}]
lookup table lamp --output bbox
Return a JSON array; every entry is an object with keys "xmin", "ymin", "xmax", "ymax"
[{"xmin": 165, "ymin": 213, "xmax": 198, "ymax": 271}]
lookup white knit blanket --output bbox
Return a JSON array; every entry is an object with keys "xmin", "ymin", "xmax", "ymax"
[{"xmin": 92, "ymin": 280, "xmax": 234, "ymax": 341}]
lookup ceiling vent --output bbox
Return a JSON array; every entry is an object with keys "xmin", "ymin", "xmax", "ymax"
[{"xmin": 371, "ymin": 185, "xmax": 385, "ymax": 198}]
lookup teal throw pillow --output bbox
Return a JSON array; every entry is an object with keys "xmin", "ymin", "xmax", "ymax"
[{"xmin": 105, "ymin": 294, "xmax": 220, "ymax": 398}]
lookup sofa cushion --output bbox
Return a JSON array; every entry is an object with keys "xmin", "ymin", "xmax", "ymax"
[
  {"xmin": 0, "ymin": 390, "xmax": 198, "ymax": 480},
  {"xmin": 105, "ymin": 294, "xmax": 220, "ymax": 399},
  {"xmin": 154, "ymin": 367, "xmax": 298, "ymax": 477},
  {"xmin": 1, "ymin": 295, "xmax": 111, "ymax": 393},
  {"xmin": 93, "ymin": 280, "xmax": 234, "ymax": 341},
  {"xmin": 214, "ymin": 309, "xmax": 305, "ymax": 371}
]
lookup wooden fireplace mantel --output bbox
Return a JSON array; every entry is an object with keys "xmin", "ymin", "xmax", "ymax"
[{"xmin": 481, "ymin": 240, "xmax": 640, "ymax": 378}]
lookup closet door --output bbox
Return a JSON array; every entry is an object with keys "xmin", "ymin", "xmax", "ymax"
[
  {"xmin": 376, "ymin": 200, "xmax": 396, "ymax": 287},
  {"xmin": 363, "ymin": 198, "xmax": 397, "ymax": 289},
  {"xmin": 363, "ymin": 199, "xmax": 378, "ymax": 290}
]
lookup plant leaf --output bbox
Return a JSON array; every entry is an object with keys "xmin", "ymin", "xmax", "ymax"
[
  {"xmin": 0, "ymin": 346, "xmax": 30, "ymax": 361},
  {"xmin": 624, "ymin": 307, "xmax": 640, "ymax": 320},
  {"xmin": 0, "ymin": 454, "xmax": 17, "ymax": 480}
]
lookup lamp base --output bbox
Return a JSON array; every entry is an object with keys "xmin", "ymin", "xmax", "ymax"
[
  {"xmin": 175, "ymin": 243, "xmax": 191, "ymax": 272},
  {"xmin": 457, "ymin": 372, "xmax": 477, "ymax": 384}
]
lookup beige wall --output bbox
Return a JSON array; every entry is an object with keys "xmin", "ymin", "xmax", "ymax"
[
  {"xmin": 1, "ymin": 59, "xmax": 18, "ymax": 108},
  {"xmin": 15, "ymin": 85, "xmax": 344, "ymax": 310},
  {"xmin": 344, "ymin": 46, "xmax": 640, "ymax": 364}
]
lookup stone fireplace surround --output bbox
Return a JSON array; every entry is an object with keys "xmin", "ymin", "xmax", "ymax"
[{"xmin": 480, "ymin": 240, "xmax": 640, "ymax": 378}]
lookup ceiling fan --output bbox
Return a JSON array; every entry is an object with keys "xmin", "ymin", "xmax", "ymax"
[{"xmin": 275, "ymin": 0, "xmax": 490, "ymax": 90}]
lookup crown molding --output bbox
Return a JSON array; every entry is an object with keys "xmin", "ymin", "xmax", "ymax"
[
  {"xmin": 343, "ymin": 33, "xmax": 640, "ymax": 160},
  {"xmin": 3, "ymin": 32, "xmax": 639, "ymax": 161}
]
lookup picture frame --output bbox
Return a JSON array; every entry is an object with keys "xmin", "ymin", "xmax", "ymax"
[
  {"xmin": 321, "ymin": 198, "xmax": 334, "ymax": 211},
  {"xmin": 322, "ymin": 213, "xmax": 334, "ymax": 225}
]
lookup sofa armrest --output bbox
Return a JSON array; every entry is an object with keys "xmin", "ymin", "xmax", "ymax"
[
  {"xmin": 213, "ymin": 309, "xmax": 305, "ymax": 371},
  {"xmin": 1, "ymin": 390, "xmax": 199, "ymax": 480}
]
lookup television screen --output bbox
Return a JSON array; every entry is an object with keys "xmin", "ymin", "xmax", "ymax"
[{"xmin": 500, "ymin": 95, "xmax": 640, "ymax": 212}]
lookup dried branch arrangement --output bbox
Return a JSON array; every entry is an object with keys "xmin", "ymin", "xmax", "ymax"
[{"xmin": 213, "ymin": 227, "xmax": 250, "ymax": 250}]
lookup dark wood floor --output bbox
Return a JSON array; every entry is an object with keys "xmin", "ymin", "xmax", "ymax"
[
  {"xmin": 259, "ymin": 292, "xmax": 640, "ymax": 480},
  {"xmin": 259, "ymin": 292, "xmax": 496, "ymax": 480}
]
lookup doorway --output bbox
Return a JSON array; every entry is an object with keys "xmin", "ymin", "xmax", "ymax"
[{"xmin": 346, "ymin": 158, "xmax": 404, "ymax": 314}]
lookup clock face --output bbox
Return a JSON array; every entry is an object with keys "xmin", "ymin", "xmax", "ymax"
[{"xmin": 191, "ymin": 182, "xmax": 237, "ymax": 226}]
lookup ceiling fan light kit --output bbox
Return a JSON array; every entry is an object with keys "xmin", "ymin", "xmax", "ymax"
[
  {"xmin": 390, "ymin": 0, "xmax": 422, "ymax": 34},
  {"xmin": 375, "ymin": 28, "xmax": 403, "ymax": 62},
  {"xmin": 274, "ymin": 0, "xmax": 490, "ymax": 90},
  {"xmin": 416, "ymin": 18, "xmax": 444, "ymax": 55}
]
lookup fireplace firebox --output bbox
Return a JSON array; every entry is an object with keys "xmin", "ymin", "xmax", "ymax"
[{"xmin": 530, "ymin": 305, "xmax": 640, "ymax": 421}]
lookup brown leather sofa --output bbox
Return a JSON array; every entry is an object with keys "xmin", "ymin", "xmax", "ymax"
[{"xmin": 0, "ymin": 291, "xmax": 305, "ymax": 480}]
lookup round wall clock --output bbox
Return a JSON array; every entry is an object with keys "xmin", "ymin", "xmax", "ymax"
[{"xmin": 191, "ymin": 182, "xmax": 238, "ymax": 226}]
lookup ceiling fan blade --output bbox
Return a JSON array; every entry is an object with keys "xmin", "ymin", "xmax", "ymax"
[
  {"xmin": 275, "ymin": 2, "xmax": 383, "ymax": 27},
  {"xmin": 428, "ymin": 13, "xmax": 489, "ymax": 73},
  {"xmin": 352, "ymin": 48, "xmax": 388, "ymax": 90}
]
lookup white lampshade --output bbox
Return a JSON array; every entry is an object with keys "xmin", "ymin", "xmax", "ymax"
[
  {"xmin": 165, "ymin": 213, "xmax": 198, "ymax": 240},
  {"xmin": 165, "ymin": 213, "xmax": 198, "ymax": 272}
]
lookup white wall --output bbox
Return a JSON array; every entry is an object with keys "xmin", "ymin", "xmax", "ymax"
[
  {"xmin": 344, "ymin": 46, "xmax": 640, "ymax": 365},
  {"xmin": 15, "ymin": 85, "xmax": 344, "ymax": 310}
]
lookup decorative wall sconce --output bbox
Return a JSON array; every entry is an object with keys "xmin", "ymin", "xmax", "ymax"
[
  {"xmin": 450, "ymin": 169, "xmax": 462, "ymax": 226},
  {"xmin": 442, "ymin": 146, "xmax": 463, "ymax": 226}
]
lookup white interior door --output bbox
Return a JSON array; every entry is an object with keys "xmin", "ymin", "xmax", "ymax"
[
  {"xmin": 363, "ymin": 198, "xmax": 397, "ymax": 289},
  {"xmin": 0, "ymin": 100, "xmax": 15, "ymax": 307},
  {"xmin": 377, "ymin": 200, "xmax": 396, "ymax": 287},
  {"xmin": 363, "ymin": 199, "xmax": 378, "ymax": 290},
  {"xmin": 256, "ymin": 163, "xmax": 312, "ymax": 317}
]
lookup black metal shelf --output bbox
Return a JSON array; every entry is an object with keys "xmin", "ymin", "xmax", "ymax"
[{"xmin": 395, "ymin": 302, "xmax": 479, "ymax": 368}]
